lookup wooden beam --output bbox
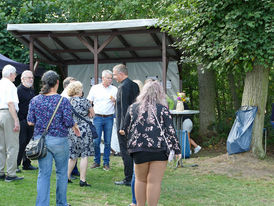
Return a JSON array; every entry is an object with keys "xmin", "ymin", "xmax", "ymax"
[
  {"xmin": 34, "ymin": 38, "xmax": 65, "ymax": 64},
  {"xmin": 29, "ymin": 37, "xmax": 34, "ymax": 72},
  {"xmin": 77, "ymin": 35, "xmax": 94, "ymax": 53},
  {"xmin": 98, "ymin": 34, "xmax": 116, "ymax": 53},
  {"xmin": 64, "ymin": 56, "xmax": 173, "ymax": 64},
  {"xmin": 50, "ymin": 35, "xmax": 80, "ymax": 60},
  {"xmin": 150, "ymin": 33, "xmax": 161, "ymax": 46},
  {"xmin": 94, "ymin": 36, "xmax": 98, "ymax": 84},
  {"xmin": 117, "ymin": 35, "xmax": 138, "ymax": 58},
  {"xmin": 51, "ymin": 46, "xmax": 176, "ymax": 53},
  {"xmin": 11, "ymin": 31, "xmax": 54, "ymax": 62},
  {"xmin": 85, "ymin": 36, "xmax": 109, "ymax": 59}
]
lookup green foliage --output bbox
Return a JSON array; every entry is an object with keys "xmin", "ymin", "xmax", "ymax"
[
  {"xmin": 60, "ymin": 0, "xmax": 172, "ymax": 22},
  {"xmin": 160, "ymin": 0, "xmax": 274, "ymax": 71}
]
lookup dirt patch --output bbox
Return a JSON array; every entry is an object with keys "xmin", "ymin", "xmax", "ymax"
[{"xmin": 183, "ymin": 148, "xmax": 274, "ymax": 180}]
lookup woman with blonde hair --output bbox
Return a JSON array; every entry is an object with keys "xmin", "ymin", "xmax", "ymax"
[
  {"xmin": 123, "ymin": 80, "xmax": 181, "ymax": 206},
  {"xmin": 66, "ymin": 81, "xmax": 95, "ymax": 187}
]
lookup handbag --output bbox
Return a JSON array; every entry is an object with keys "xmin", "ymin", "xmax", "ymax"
[
  {"xmin": 151, "ymin": 108, "xmax": 176, "ymax": 162},
  {"xmin": 70, "ymin": 104, "xmax": 98, "ymax": 139},
  {"xmin": 25, "ymin": 97, "xmax": 64, "ymax": 160}
]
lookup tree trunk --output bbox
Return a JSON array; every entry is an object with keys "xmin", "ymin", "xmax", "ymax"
[
  {"xmin": 227, "ymin": 72, "xmax": 240, "ymax": 111},
  {"xmin": 197, "ymin": 65, "xmax": 216, "ymax": 138},
  {"xmin": 241, "ymin": 65, "xmax": 269, "ymax": 158},
  {"xmin": 215, "ymin": 88, "xmax": 221, "ymax": 121}
]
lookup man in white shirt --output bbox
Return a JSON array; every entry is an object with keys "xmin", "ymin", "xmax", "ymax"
[
  {"xmin": 87, "ymin": 70, "xmax": 117, "ymax": 171},
  {"xmin": 0, "ymin": 65, "xmax": 23, "ymax": 182}
]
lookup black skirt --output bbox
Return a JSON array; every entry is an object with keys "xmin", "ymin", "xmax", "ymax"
[{"xmin": 132, "ymin": 151, "xmax": 168, "ymax": 164}]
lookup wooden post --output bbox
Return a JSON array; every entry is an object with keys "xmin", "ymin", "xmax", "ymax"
[
  {"xmin": 29, "ymin": 36, "xmax": 34, "ymax": 72},
  {"xmin": 162, "ymin": 33, "xmax": 167, "ymax": 92},
  {"xmin": 94, "ymin": 35, "xmax": 98, "ymax": 84}
]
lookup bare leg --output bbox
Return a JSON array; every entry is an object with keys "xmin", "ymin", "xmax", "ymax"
[
  {"xmin": 79, "ymin": 156, "xmax": 88, "ymax": 182},
  {"xmin": 68, "ymin": 159, "xmax": 77, "ymax": 180},
  {"xmin": 147, "ymin": 161, "xmax": 167, "ymax": 206},
  {"xmin": 188, "ymin": 132, "xmax": 198, "ymax": 149},
  {"xmin": 135, "ymin": 162, "xmax": 149, "ymax": 206}
]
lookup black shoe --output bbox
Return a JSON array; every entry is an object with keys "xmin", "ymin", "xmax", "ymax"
[
  {"xmin": 79, "ymin": 180, "xmax": 91, "ymax": 187},
  {"xmin": 5, "ymin": 176, "xmax": 24, "ymax": 182},
  {"xmin": 68, "ymin": 179, "xmax": 73, "ymax": 183},
  {"xmin": 0, "ymin": 174, "xmax": 5, "ymax": 180},
  {"xmin": 114, "ymin": 180, "xmax": 131, "ymax": 186},
  {"xmin": 23, "ymin": 165, "xmax": 38, "ymax": 170}
]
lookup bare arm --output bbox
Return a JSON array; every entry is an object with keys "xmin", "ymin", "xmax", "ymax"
[
  {"xmin": 28, "ymin": 121, "xmax": 34, "ymax": 126},
  {"xmin": 88, "ymin": 101, "xmax": 95, "ymax": 118},
  {"xmin": 8, "ymin": 102, "xmax": 20, "ymax": 132}
]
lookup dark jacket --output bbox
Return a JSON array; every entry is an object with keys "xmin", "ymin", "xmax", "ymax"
[
  {"xmin": 116, "ymin": 78, "xmax": 139, "ymax": 130},
  {"xmin": 17, "ymin": 84, "xmax": 35, "ymax": 121},
  {"xmin": 124, "ymin": 103, "xmax": 181, "ymax": 155}
]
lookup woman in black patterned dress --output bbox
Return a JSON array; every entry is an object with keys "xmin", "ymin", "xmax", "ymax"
[
  {"xmin": 66, "ymin": 81, "xmax": 95, "ymax": 187},
  {"xmin": 123, "ymin": 80, "xmax": 181, "ymax": 206}
]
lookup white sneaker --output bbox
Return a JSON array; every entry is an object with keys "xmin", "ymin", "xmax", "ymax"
[
  {"xmin": 189, "ymin": 150, "xmax": 192, "ymax": 155},
  {"xmin": 194, "ymin": 146, "xmax": 201, "ymax": 154}
]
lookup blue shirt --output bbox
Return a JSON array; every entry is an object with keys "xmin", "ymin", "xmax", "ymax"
[{"xmin": 27, "ymin": 94, "xmax": 75, "ymax": 137}]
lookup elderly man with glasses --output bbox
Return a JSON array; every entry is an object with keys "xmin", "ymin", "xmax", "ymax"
[{"xmin": 16, "ymin": 70, "xmax": 37, "ymax": 172}]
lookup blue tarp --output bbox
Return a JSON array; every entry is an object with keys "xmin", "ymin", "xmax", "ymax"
[
  {"xmin": 227, "ymin": 106, "xmax": 258, "ymax": 155},
  {"xmin": 0, "ymin": 54, "xmax": 29, "ymax": 74},
  {"xmin": 177, "ymin": 130, "xmax": 190, "ymax": 158}
]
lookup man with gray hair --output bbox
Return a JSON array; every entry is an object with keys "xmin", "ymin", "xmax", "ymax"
[
  {"xmin": 0, "ymin": 64, "xmax": 23, "ymax": 182},
  {"xmin": 61, "ymin": 76, "xmax": 76, "ymax": 98},
  {"xmin": 87, "ymin": 70, "xmax": 117, "ymax": 171},
  {"xmin": 113, "ymin": 64, "xmax": 139, "ymax": 186},
  {"xmin": 16, "ymin": 70, "xmax": 37, "ymax": 172}
]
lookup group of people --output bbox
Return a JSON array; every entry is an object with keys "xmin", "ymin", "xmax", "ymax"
[
  {"xmin": 0, "ymin": 63, "xmax": 188, "ymax": 206},
  {"xmin": 0, "ymin": 66, "xmax": 37, "ymax": 184}
]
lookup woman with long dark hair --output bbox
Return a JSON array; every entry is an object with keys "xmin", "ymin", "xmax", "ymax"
[
  {"xmin": 27, "ymin": 70, "xmax": 80, "ymax": 206},
  {"xmin": 123, "ymin": 80, "xmax": 181, "ymax": 206}
]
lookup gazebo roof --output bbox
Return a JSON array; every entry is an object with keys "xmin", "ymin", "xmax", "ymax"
[{"xmin": 7, "ymin": 19, "xmax": 181, "ymax": 65}]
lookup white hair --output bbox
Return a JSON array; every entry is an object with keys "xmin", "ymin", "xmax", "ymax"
[
  {"xmin": 102, "ymin": 70, "xmax": 112, "ymax": 77},
  {"xmin": 2, "ymin": 64, "xmax": 16, "ymax": 78},
  {"xmin": 21, "ymin": 70, "xmax": 33, "ymax": 80}
]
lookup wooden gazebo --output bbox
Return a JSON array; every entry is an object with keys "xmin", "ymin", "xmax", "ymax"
[{"xmin": 7, "ymin": 19, "xmax": 182, "ymax": 90}]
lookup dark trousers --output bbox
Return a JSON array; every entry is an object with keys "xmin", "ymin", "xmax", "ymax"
[
  {"xmin": 117, "ymin": 133, "xmax": 133, "ymax": 182},
  {"xmin": 17, "ymin": 119, "xmax": 34, "ymax": 168}
]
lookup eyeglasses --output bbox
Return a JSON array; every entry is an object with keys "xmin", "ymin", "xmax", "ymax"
[{"xmin": 24, "ymin": 76, "xmax": 34, "ymax": 79}]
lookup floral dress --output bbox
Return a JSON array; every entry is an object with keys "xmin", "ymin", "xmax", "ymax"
[{"xmin": 68, "ymin": 97, "xmax": 94, "ymax": 159}]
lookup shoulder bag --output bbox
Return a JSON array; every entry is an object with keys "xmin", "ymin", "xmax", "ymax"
[{"xmin": 25, "ymin": 97, "xmax": 64, "ymax": 160}]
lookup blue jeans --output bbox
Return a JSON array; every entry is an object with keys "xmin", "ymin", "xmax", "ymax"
[
  {"xmin": 93, "ymin": 115, "xmax": 114, "ymax": 166},
  {"xmin": 35, "ymin": 135, "xmax": 69, "ymax": 206},
  {"xmin": 131, "ymin": 168, "xmax": 136, "ymax": 204}
]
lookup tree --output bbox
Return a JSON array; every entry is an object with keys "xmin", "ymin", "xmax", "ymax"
[
  {"xmin": 161, "ymin": 0, "xmax": 273, "ymax": 157},
  {"xmin": 197, "ymin": 65, "xmax": 216, "ymax": 137}
]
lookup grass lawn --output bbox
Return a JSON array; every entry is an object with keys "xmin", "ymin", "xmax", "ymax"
[{"xmin": 0, "ymin": 156, "xmax": 274, "ymax": 206}]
